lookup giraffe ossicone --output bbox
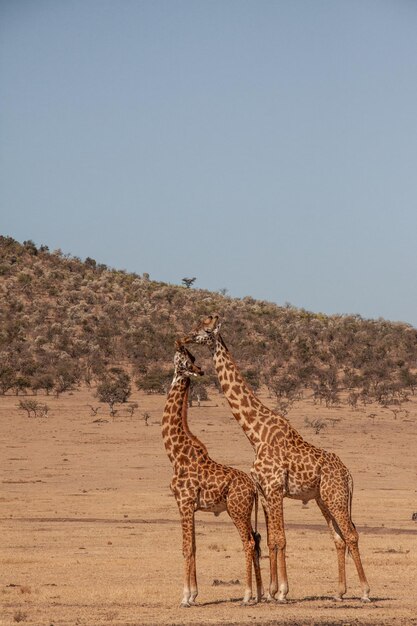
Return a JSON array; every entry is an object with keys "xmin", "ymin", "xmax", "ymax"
[{"xmin": 181, "ymin": 314, "xmax": 370, "ymax": 603}]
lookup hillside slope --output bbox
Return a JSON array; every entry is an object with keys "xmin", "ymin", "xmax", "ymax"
[{"xmin": 1, "ymin": 236, "xmax": 416, "ymax": 407}]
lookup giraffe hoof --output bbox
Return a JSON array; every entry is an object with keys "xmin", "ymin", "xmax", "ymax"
[
  {"xmin": 333, "ymin": 596, "xmax": 343, "ymax": 602},
  {"xmin": 180, "ymin": 601, "xmax": 191, "ymax": 608},
  {"xmin": 361, "ymin": 596, "xmax": 371, "ymax": 603}
]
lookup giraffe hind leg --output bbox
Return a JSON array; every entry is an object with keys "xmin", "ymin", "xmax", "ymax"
[
  {"xmin": 318, "ymin": 491, "xmax": 370, "ymax": 602},
  {"xmin": 227, "ymin": 485, "xmax": 258, "ymax": 604},
  {"xmin": 316, "ymin": 497, "xmax": 347, "ymax": 601},
  {"xmin": 178, "ymin": 502, "xmax": 198, "ymax": 607}
]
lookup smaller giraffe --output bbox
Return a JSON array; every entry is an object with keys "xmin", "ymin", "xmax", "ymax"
[{"xmin": 162, "ymin": 342, "xmax": 263, "ymax": 607}]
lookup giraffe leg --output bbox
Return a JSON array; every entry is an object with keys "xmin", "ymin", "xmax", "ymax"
[
  {"xmin": 320, "ymin": 481, "xmax": 370, "ymax": 602},
  {"xmin": 178, "ymin": 502, "xmax": 197, "ymax": 607},
  {"xmin": 227, "ymin": 491, "xmax": 255, "ymax": 604},
  {"xmin": 261, "ymin": 501, "xmax": 277, "ymax": 601},
  {"xmin": 316, "ymin": 497, "xmax": 347, "ymax": 600},
  {"xmin": 189, "ymin": 531, "xmax": 198, "ymax": 604},
  {"xmin": 265, "ymin": 490, "xmax": 288, "ymax": 602}
]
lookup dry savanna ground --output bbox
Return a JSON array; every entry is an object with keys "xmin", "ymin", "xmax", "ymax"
[{"xmin": 1, "ymin": 385, "xmax": 417, "ymax": 626}]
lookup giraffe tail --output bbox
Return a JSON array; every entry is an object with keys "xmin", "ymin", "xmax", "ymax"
[
  {"xmin": 346, "ymin": 472, "xmax": 355, "ymax": 558},
  {"xmin": 348, "ymin": 472, "xmax": 355, "ymax": 528},
  {"xmin": 252, "ymin": 488, "xmax": 261, "ymax": 559}
]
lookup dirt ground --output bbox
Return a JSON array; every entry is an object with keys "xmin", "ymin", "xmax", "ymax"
[{"xmin": 1, "ymin": 385, "xmax": 416, "ymax": 626}]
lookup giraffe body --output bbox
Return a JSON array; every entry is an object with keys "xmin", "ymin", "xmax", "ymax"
[
  {"xmin": 182, "ymin": 315, "xmax": 370, "ymax": 603},
  {"xmin": 162, "ymin": 344, "xmax": 263, "ymax": 607}
]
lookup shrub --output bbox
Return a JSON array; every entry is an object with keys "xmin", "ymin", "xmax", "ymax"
[
  {"xmin": 96, "ymin": 367, "xmax": 131, "ymax": 414},
  {"xmin": 304, "ymin": 417, "xmax": 327, "ymax": 435},
  {"xmin": 18, "ymin": 399, "xmax": 49, "ymax": 418},
  {"xmin": 136, "ymin": 368, "xmax": 171, "ymax": 394}
]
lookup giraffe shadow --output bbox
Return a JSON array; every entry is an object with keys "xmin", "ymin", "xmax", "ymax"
[
  {"xmin": 197, "ymin": 595, "xmax": 391, "ymax": 607},
  {"xmin": 198, "ymin": 597, "xmax": 243, "ymax": 607},
  {"xmin": 298, "ymin": 595, "xmax": 392, "ymax": 604}
]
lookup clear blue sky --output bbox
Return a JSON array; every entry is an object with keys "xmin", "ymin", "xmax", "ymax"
[{"xmin": 1, "ymin": 1, "xmax": 417, "ymax": 326}]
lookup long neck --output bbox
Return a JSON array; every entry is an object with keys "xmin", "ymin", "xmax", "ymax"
[
  {"xmin": 162, "ymin": 375, "xmax": 206, "ymax": 464},
  {"xmin": 211, "ymin": 334, "xmax": 284, "ymax": 448},
  {"xmin": 181, "ymin": 384, "xmax": 208, "ymax": 454}
]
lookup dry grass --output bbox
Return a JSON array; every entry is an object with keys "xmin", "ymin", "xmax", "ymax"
[{"xmin": 1, "ymin": 386, "xmax": 417, "ymax": 626}]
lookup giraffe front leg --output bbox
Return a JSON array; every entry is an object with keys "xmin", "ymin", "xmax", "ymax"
[
  {"xmin": 261, "ymin": 501, "xmax": 276, "ymax": 601},
  {"xmin": 179, "ymin": 502, "xmax": 197, "ymax": 607},
  {"xmin": 227, "ymin": 493, "xmax": 254, "ymax": 604},
  {"xmin": 189, "ymin": 546, "xmax": 198, "ymax": 604},
  {"xmin": 265, "ymin": 490, "xmax": 288, "ymax": 603},
  {"xmin": 242, "ymin": 535, "xmax": 254, "ymax": 605}
]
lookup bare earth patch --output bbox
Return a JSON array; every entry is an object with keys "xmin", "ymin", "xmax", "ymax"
[{"xmin": 1, "ymin": 388, "xmax": 416, "ymax": 625}]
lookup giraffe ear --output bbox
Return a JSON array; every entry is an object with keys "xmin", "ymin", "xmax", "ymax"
[
  {"xmin": 211, "ymin": 315, "xmax": 221, "ymax": 334},
  {"xmin": 175, "ymin": 339, "xmax": 182, "ymax": 350}
]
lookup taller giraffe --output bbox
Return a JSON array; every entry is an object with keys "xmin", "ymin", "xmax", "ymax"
[
  {"xmin": 181, "ymin": 315, "xmax": 370, "ymax": 603},
  {"xmin": 162, "ymin": 342, "xmax": 263, "ymax": 607}
]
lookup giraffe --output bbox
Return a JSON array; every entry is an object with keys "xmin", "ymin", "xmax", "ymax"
[
  {"xmin": 181, "ymin": 315, "xmax": 370, "ymax": 603},
  {"xmin": 162, "ymin": 341, "xmax": 263, "ymax": 607}
]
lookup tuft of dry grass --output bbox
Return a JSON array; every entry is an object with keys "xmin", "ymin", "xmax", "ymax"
[
  {"xmin": 208, "ymin": 543, "xmax": 226, "ymax": 552},
  {"xmin": 212, "ymin": 579, "xmax": 240, "ymax": 586}
]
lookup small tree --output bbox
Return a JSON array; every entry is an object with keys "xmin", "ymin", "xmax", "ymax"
[
  {"xmin": 0, "ymin": 366, "xmax": 15, "ymax": 395},
  {"xmin": 32, "ymin": 373, "xmax": 55, "ymax": 395},
  {"xmin": 96, "ymin": 368, "xmax": 131, "ymax": 415},
  {"xmin": 55, "ymin": 360, "xmax": 80, "ymax": 396},
  {"xmin": 18, "ymin": 399, "xmax": 49, "ymax": 418},
  {"xmin": 136, "ymin": 368, "xmax": 171, "ymax": 394},
  {"xmin": 182, "ymin": 277, "xmax": 196, "ymax": 289},
  {"xmin": 127, "ymin": 402, "xmax": 139, "ymax": 417},
  {"xmin": 189, "ymin": 382, "xmax": 210, "ymax": 407},
  {"xmin": 13, "ymin": 376, "xmax": 31, "ymax": 396}
]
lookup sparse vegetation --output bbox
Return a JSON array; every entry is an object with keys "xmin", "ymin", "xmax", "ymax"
[
  {"xmin": 13, "ymin": 610, "xmax": 28, "ymax": 623},
  {"xmin": 1, "ymin": 236, "xmax": 417, "ymax": 414},
  {"xmin": 96, "ymin": 368, "xmax": 131, "ymax": 416},
  {"xmin": 189, "ymin": 381, "xmax": 210, "ymax": 407},
  {"xmin": 304, "ymin": 417, "xmax": 327, "ymax": 435},
  {"xmin": 18, "ymin": 399, "xmax": 49, "ymax": 418},
  {"xmin": 127, "ymin": 402, "xmax": 139, "ymax": 416}
]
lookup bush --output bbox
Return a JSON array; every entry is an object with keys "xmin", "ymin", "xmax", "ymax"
[
  {"xmin": 304, "ymin": 417, "xmax": 327, "ymax": 435},
  {"xmin": 18, "ymin": 399, "xmax": 49, "ymax": 418},
  {"xmin": 96, "ymin": 368, "xmax": 131, "ymax": 414},
  {"xmin": 136, "ymin": 368, "xmax": 171, "ymax": 394}
]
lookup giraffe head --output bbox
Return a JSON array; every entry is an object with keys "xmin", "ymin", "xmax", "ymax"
[
  {"xmin": 174, "ymin": 340, "xmax": 204, "ymax": 379},
  {"xmin": 181, "ymin": 314, "xmax": 221, "ymax": 347}
]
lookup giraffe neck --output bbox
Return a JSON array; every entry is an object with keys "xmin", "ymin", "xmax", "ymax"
[
  {"xmin": 162, "ymin": 376, "xmax": 207, "ymax": 464},
  {"xmin": 210, "ymin": 335, "xmax": 285, "ymax": 448}
]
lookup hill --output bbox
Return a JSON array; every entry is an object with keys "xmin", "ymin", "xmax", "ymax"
[{"xmin": 1, "ymin": 235, "xmax": 417, "ymax": 409}]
